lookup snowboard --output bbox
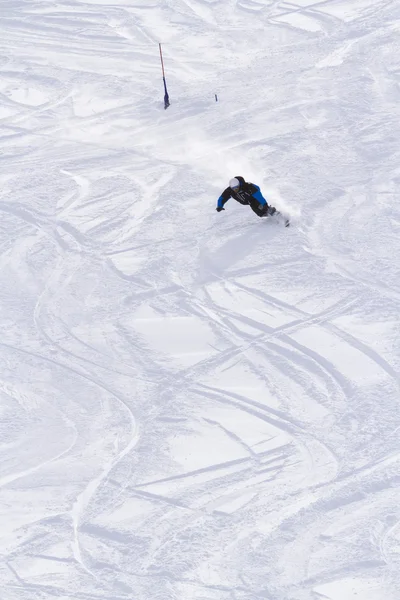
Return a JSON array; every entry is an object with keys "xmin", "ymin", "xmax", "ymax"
[{"xmin": 268, "ymin": 206, "xmax": 290, "ymax": 227}]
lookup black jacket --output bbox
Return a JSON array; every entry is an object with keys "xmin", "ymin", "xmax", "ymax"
[{"xmin": 217, "ymin": 176, "xmax": 266, "ymax": 209}]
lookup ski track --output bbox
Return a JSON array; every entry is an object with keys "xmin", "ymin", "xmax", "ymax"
[{"xmin": 1, "ymin": 0, "xmax": 400, "ymax": 599}]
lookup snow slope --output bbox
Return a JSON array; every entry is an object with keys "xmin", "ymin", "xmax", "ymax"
[{"xmin": 1, "ymin": 0, "xmax": 400, "ymax": 599}]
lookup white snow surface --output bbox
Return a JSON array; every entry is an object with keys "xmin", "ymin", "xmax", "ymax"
[{"xmin": 1, "ymin": 0, "xmax": 400, "ymax": 599}]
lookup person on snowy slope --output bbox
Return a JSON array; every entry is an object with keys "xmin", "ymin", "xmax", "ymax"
[{"xmin": 216, "ymin": 176, "xmax": 276, "ymax": 217}]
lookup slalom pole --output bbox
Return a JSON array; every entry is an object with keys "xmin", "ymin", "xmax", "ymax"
[{"xmin": 159, "ymin": 43, "xmax": 170, "ymax": 110}]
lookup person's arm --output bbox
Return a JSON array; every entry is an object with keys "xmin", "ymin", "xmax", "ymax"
[
  {"xmin": 252, "ymin": 184, "xmax": 267, "ymax": 206},
  {"xmin": 216, "ymin": 188, "xmax": 232, "ymax": 211}
]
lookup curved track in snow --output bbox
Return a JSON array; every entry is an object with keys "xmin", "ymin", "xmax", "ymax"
[{"xmin": 1, "ymin": 1, "xmax": 400, "ymax": 599}]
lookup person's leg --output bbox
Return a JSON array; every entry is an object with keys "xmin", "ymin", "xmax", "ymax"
[{"xmin": 249, "ymin": 197, "xmax": 269, "ymax": 217}]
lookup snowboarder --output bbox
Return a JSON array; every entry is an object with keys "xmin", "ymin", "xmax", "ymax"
[{"xmin": 216, "ymin": 176, "xmax": 276, "ymax": 218}]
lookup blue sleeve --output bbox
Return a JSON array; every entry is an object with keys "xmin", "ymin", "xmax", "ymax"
[
  {"xmin": 217, "ymin": 188, "xmax": 232, "ymax": 208},
  {"xmin": 252, "ymin": 185, "xmax": 267, "ymax": 205},
  {"xmin": 217, "ymin": 194, "xmax": 225, "ymax": 208}
]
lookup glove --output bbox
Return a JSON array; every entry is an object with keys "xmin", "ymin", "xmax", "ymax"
[{"xmin": 216, "ymin": 207, "xmax": 225, "ymax": 212}]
